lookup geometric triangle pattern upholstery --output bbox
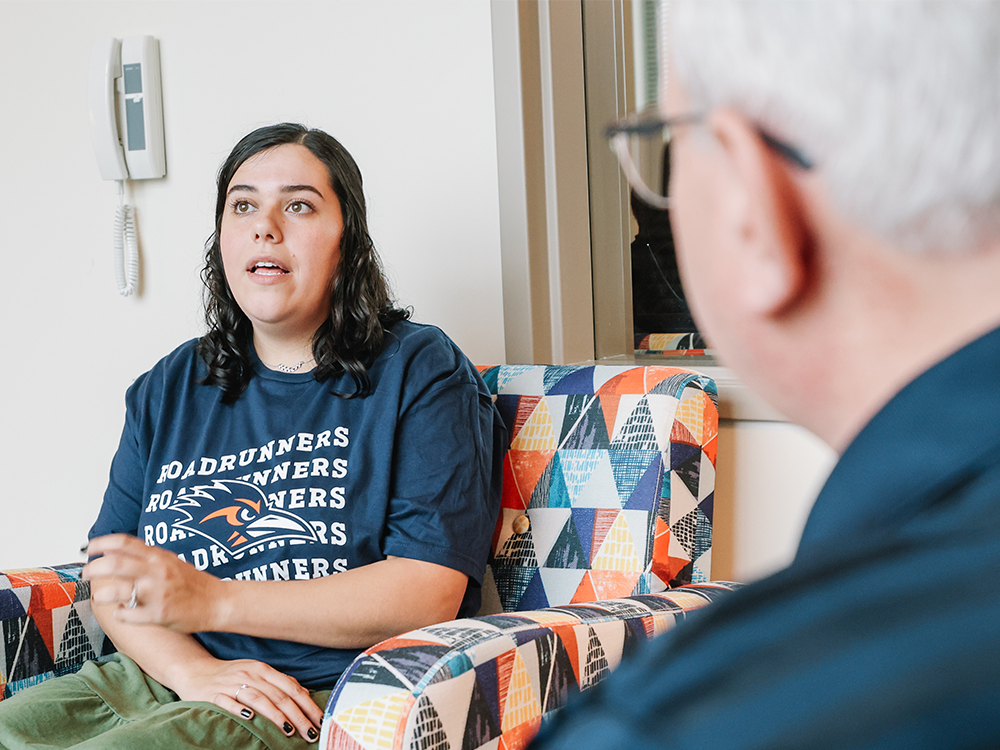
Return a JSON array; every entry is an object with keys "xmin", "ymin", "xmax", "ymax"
[
  {"xmin": 0, "ymin": 566, "xmax": 735, "ymax": 750},
  {"xmin": 478, "ymin": 365, "xmax": 718, "ymax": 613},
  {"xmin": 0, "ymin": 563, "xmax": 113, "ymax": 701},
  {"xmin": 635, "ymin": 332, "xmax": 708, "ymax": 356},
  {"xmin": 319, "ymin": 583, "xmax": 737, "ymax": 750}
]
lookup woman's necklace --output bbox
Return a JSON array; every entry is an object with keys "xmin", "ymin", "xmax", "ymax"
[{"xmin": 265, "ymin": 357, "xmax": 315, "ymax": 373}]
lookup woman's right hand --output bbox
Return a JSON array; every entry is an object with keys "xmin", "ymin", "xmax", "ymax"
[{"xmin": 170, "ymin": 655, "xmax": 323, "ymax": 742}]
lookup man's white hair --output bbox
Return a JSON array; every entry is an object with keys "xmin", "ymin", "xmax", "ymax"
[{"xmin": 670, "ymin": 0, "xmax": 1000, "ymax": 253}]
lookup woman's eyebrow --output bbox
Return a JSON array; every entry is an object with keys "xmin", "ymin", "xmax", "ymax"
[
  {"xmin": 226, "ymin": 184, "xmax": 324, "ymax": 198},
  {"xmin": 281, "ymin": 184, "xmax": 324, "ymax": 197}
]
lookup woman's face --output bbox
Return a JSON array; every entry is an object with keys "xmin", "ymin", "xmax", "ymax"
[{"xmin": 220, "ymin": 143, "xmax": 344, "ymax": 342}]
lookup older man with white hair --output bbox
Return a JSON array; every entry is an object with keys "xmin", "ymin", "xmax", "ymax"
[{"xmin": 530, "ymin": 2, "xmax": 1000, "ymax": 748}]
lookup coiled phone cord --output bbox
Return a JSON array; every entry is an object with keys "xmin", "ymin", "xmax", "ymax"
[{"xmin": 115, "ymin": 180, "xmax": 139, "ymax": 297}]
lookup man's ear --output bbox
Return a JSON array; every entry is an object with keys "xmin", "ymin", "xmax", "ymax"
[{"xmin": 708, "ymin": 107, "xmax": 811, "ymax": 317}]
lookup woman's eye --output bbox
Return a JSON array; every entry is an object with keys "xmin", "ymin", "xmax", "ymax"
[
  {"xmin": 234, "ymin": 200, "xmax": 253, "ymax": 214},
  {"xmin": 288, "ymin": 201, "xmax": 312, "ymax": 214}
]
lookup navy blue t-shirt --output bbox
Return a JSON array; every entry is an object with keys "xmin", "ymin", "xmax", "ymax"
[{"xmin": 90, "ymin": 321, "xmax": 505, "ymax": 689}]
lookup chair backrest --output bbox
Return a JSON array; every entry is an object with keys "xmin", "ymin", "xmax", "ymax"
[{"xmin": 477, "ymin": 365, "xmax": 718, "ymax": 612}]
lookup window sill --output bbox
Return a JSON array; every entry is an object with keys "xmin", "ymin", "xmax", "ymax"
[{"xmin": 585, "ymin": 355, "xmax": 787, "ymax": 423}]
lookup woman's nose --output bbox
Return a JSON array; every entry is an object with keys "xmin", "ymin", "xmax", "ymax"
[{"xmin": 253, "ymin": 210, "xmax": 282, "ymax": 243}]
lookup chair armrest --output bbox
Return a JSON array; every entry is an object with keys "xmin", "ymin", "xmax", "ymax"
[
  {"xmin": 321, "ymin": 583, "xmax": 739, "ymax": 750},
  {"xmin": 0, "ymin": 563, "xmax": 113, "ymax": 700},
  {"xmin": 3, "ymin": 566, "xmax": 735, "ymax": 750}
]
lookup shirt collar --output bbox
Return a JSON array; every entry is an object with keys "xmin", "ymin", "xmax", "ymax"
[{"xmin": 796, "ymin": 325, "xmax": 1000, "ymax": 558}]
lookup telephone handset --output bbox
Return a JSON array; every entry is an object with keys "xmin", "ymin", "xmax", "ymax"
[{"xmin": 89, "ymin": 36, "xmax": 165, "ymax": 296}]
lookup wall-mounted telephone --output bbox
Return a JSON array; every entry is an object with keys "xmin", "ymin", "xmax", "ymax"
[{"xmin": 89, "ymin": 36, "xmax": 166, "ymax": 296}]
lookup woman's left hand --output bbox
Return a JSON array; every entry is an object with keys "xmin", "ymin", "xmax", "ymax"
[{"xmin": 83, "ymin": 533, "xmax": 224, "ymax": 633}]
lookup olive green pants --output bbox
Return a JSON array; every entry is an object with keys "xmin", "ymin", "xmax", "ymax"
[{"xmin": 0, "ymin": 655, "xmax": 331, "ymax": 750}]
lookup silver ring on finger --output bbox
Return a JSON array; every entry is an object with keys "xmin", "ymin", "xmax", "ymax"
[
  {"xmin": 235, "ymin": 684, "xmax": 250, "ymax": 701},
  {"xmin": 127, "ymin": 583, "xmax": 138, "ymax": 609}
]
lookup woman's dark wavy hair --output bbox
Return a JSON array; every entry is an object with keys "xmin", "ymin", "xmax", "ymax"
[{"xmin": 198, "ymin": 123, "xmax": 409, "ymax": 403}]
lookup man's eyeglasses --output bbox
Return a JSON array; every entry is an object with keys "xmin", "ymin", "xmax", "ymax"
[{"xmin": 606, "ymin": 109, "xmax": 814, "ymax": 210}]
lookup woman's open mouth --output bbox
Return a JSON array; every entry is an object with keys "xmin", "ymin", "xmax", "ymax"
[{"xmin": 249, "ymin": 261, "xmax": 289, "ymax": 277}]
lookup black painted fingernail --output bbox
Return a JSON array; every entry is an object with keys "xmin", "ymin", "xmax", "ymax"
[
  {"xmin": 307, "ymin": 727, "xmax": 318, "ymax": 740},
  {"xmin": 283, "ymin": 722, "xmax": 294, "ymax": 736},
  {"xmin": 241, "ymin": 708, "xmax": 253, "ymax": 719}
]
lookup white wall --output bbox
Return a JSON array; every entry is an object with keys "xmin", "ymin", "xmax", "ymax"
[
  {"xmin": 0, "ymin": 0, "xmax": 505, "ymax": 568},
  {"xmin": 714, "ymin": 420, "xmax": 837, "ymax": 582}
]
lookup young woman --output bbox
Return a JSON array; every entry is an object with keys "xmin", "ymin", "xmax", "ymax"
[{"xmin": 0, "ymin": 124, "xmax": 504, "ymax": 749}]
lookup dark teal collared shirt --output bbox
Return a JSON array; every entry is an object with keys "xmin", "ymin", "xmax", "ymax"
[{"xmin": 531, "ymin": 325, "xmax": 1000, "ymax": 749}]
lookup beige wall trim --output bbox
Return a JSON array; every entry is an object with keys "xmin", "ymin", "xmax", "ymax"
[
  {"xmin": 491, "ymin": 0, "xmax": 596, "ymax": 365},
  {"xmin": 491, "ymin": 0, "xmax": 542, "ymax": 364},
  {"xmin": 582, "ymin": 0, "xmax": 635, "ymax": 360}
]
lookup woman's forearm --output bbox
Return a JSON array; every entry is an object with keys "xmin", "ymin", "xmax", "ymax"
[
  {"xmin": 208, "ymin": 556, "xmax": 468, "ymax": 648},
  {"xmin": 92, "ymin": 599, "xmax": 219, "ymax": 692},
  {"xmin": 87, "ymin": 534, "xmax": 468, "ymax": 650}
]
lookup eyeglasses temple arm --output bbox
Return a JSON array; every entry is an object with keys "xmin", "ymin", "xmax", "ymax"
[{"xmin": 609, "ymin": 134, "xmax": 672, "ymax": 211}]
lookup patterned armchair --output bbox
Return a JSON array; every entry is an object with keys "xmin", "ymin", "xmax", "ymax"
[
  {"xmin": 0, "ymin": 364, "xmax": 733, "ymax": 750},
  {"xmin": 0, "ymin": 565, "xmax": 110, "ymax": 697},
  {"xmin": 319, "ymin": 365, "xmax": 731, "ymax": 750}
]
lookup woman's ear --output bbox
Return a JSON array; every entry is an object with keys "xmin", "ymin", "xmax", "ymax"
[{"xmin": 707, "ymin": 107, "xmax": 811, "ymax": 318}]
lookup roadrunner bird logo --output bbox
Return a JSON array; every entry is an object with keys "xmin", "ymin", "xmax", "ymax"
[{"xmin": 173, "ymin": 480, "xmax": 319, "ymax": 554}]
